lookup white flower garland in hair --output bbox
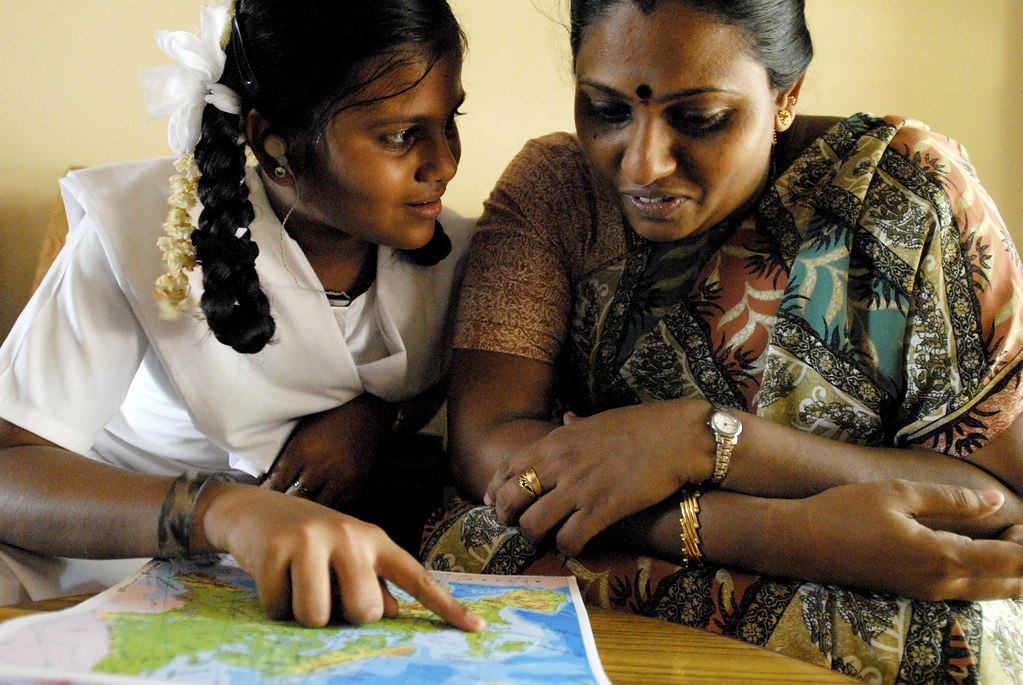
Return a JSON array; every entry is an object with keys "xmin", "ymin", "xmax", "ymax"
[{"xmin": 140, "ymin": 0, "xmax": 240, "ymax": 319}]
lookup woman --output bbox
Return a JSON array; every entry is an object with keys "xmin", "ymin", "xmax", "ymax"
[
  {"xmin": 423, "ymin": 0, "xmax": 1023, "ymax": 678},
  {"xmin": 0, "ymin": 0, "xmax": 484, "ymax": 632}
]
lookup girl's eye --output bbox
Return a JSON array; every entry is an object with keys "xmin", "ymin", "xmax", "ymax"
[
  {"xmin": 382, "ymin": 128, "xmax": 416, "ymax": 147},
  {"xmin": 446, "ymin": 109, "xmax": 465, "ymax": 136}
]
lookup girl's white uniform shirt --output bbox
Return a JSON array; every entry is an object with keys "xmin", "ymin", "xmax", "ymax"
[{"xmin": 0, "ymin": 158, "xmax": 472, "ymax": 478}]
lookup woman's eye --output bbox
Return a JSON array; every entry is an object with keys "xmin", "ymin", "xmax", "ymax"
[
  {"xmin": 583, "ymin": 99, "xmax": 632, "ymax": 126},
  {"xmin": 667, "ymin": 109, "xmax": 729, "ymax": 136}
]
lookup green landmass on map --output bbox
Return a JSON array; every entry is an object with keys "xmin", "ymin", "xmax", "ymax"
[{"xmin": 94, "ymin": 574, "xmax": 569, "ymax": 679}]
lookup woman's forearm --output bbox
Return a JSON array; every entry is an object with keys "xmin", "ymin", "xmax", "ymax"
[
  {"xmin": 600, "ymin": 489, "xmax": 774, "ymax": 569},
  {"xmin": 605, "ymin": 483, "xmax": 1023, "ymax": 602},
  {"xmin": 718, "ymin": 408, "xmax": 1023, "ymax": 537},
  {"xmin": 449, "ymin": 417, "xmax": 556, "ymax": 501},
  {"xmin": 447, "ymin": 350, "xmax": 562, "ymax": 501}
]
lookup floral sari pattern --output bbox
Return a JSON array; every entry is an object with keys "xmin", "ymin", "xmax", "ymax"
[{"xmin": 424, "ymin": 115, "xmax": 1023, "ymax": 683}]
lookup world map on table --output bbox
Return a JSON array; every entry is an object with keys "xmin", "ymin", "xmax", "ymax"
[{"xmin": 0, "ymin": 558, "xmax": 609, "ymax": 685}]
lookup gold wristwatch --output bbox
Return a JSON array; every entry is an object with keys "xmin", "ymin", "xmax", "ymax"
[{"xmin": 707, "ymin": 404, "xmax": 742, "ymax": 485}]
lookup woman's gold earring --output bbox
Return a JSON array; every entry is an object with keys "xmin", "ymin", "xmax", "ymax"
[{"xmin": 778, "ymin": 95, "xmax": 797, "ymax": 128}]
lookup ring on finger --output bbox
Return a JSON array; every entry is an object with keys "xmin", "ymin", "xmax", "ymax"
[
  {"xmin": 517, "ymin": 467, "xmax": 543, "ymax": 499},
  {"xmin": 292, "ymin": 479, "xmax": 312, "ymax": 497}
]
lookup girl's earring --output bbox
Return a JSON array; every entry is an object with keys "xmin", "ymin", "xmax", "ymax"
[{"xmin": 264, "ymin": 134, "xmax": 291, "ymax": 178}]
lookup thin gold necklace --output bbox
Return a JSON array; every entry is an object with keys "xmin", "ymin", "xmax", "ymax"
[{"xmin": 278, "ymin": 202, "xmax": 353, "ymax": 305}]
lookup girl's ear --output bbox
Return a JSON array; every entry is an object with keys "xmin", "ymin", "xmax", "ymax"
[{"xmin": 246, "ymin": 110, "xmax": 295, "ymax": 186}]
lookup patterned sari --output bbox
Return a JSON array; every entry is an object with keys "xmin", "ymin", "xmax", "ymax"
[{"xmin": 423, "ymin": 114, "xmax": 1023, "ymax": 684}]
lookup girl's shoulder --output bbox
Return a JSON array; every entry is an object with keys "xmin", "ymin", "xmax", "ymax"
[{"xmin": 60, "ymin": 158, "xmax": 177, "ymax": 240}]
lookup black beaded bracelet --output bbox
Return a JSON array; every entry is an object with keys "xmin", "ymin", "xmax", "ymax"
[{"xmin": 157, "ymin": 471, "xmax": 230, "ymax": 560}]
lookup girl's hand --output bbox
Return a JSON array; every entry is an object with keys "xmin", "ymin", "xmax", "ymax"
[
  {"xmin": 197, "ymin": 481, "xmax": 485, "ymax": 631},
  {"xmin": 485, "ymin": 400, "xmax": 713, "ymax": 557},
  {"xmin": 262, "ymin": 396, "xmax": 391, "ymax": 509}
]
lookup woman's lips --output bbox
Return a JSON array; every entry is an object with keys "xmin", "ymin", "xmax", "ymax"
[{"xmin": 622, "ymin": 192, "xmax": 686, "ymax": 220}]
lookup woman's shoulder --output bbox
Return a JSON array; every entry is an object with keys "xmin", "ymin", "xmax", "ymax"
[
  {"xmin": 499, "ymin": 132, "xmax": 589, "ymax": 185},
  {"xmin": 521, "ymin": 131, "xmax": 584, "ymax": 156},
  {"xmin": 494, "ymin": 132, "xmax": 611, "ymax": 215},
  {"xmin": 792, "ymin": 113, "xmax": 967, "ymax": 162},
  {"xmin": 481, "ymin": 132, "xmax": 629, "ymax": 279},
  {"xmin": 775, "ymin": 114, "xmax": 844, "ymax": 170},
  {"xmin": 782, "ymin": 112, "xmax": 1009, "ymax": 257},
  {"xmin": 779, "ymin": 113, "xmax": 958, "ymax": 164},
  {"xmin": 488, "ymin": 131, "xmax": 613, "ymax": 220}
]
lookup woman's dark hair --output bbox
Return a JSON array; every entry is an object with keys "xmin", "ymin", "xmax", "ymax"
[
  {"xmin": 569, "ymin": 0, "xmax": 812, "ymax": 90},
  {"xmin": 192, "ymin": 0, "xmax": 465, "ymax": 354}
]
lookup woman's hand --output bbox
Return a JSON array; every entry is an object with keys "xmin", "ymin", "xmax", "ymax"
[
  {"xmin": 485, "ymin": 400, "xmax": 714, "ymax": 558},
  {"xmin": 196, "ymin": 481, "xmax": 485, "ymax": 631},
  {"xmin": 753, "ymin": 480, "xmax": 1023, "ymax": 601},
  {"xmin": 262, "ymin": 394, "xmax": 395, "ymax": 509}
]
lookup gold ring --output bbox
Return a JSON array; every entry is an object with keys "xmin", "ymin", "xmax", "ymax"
[{"xmin": 517, "ymin": 467, "xmax": 543, "ymax": 499}]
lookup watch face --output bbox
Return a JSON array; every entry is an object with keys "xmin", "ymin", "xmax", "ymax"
[{"xmin": 712, "ymin": 411, "xmax": 741, "ymax": 435}]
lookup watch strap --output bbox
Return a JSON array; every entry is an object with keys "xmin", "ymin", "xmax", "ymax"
[{"xmin": 708, "ymin": 404, "xmax": 740, "ymax": 486}]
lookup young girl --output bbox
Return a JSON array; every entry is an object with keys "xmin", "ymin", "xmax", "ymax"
[{"xmin": 0, "ymin": 0, "xmax": 482, "ymax": 631}]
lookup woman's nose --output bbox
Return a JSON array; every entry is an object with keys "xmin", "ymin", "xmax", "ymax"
[{"xmin": 621, "ymin": 119, "xmax": 676, "ymax": 187}]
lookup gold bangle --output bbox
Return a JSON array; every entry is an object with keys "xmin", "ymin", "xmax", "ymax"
[{"xmin": 678, "ymin": 487, "xmax": 704, "ymax": 570}]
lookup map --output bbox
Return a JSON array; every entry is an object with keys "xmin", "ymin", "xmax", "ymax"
[{"xmin": 0, "ymin": 558, "xmax": 609, "ymax": 685}]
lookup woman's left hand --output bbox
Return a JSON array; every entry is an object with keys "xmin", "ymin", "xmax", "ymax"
[{"xmin": 485, "ymin": 400, "xmax": 714, "ymax": 557}]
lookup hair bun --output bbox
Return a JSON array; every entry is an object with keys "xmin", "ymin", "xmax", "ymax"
[{"xmin": 407, "ymin": 221, "xmax": 451, "ymax": 266}]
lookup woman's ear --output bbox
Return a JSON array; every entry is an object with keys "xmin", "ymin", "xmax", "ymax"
[
  {"xmin": 774, "ymin": 73, "xmax": 806, "ymax": 132},
  {"xmin": 246, "ymin": 110, "xmax": 295, "ymax": 186}
]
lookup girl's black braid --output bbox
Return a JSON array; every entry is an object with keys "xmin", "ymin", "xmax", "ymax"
[{"xmin": 192, "ymin": 105, "xmax": 276, "ymax": 353}]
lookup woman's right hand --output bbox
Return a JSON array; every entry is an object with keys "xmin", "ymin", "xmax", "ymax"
[
  {"xmin": 194, "ymin": 481, "xmax": 485, "ymax": 631},
  {"xmin": 742, "ymin": 480, "xmax": 1023, "ymax": 601},
  {"xmin": 483, "ymin": 400, "xmax": 717, "ymax": 558}
]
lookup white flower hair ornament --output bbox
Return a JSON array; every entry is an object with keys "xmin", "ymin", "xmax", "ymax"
[{"xmin": 139, "ymin": 0, "xmax": 241, "ymax": 319}]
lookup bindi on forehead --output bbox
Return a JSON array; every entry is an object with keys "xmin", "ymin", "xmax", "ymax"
[{"xmin": 636, "ymin": 84, "xmax": 653, "ymax": 100}]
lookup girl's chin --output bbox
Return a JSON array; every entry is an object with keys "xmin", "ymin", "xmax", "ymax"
[{"xmin": 390, "ymin": 224, "xmax": 438, "ymax": 251}]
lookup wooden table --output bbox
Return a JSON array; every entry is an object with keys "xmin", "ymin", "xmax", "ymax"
[
  {"xmin": 588, "ymin": 608, "xmax": 858, "ymax": 684},
  {"xmin": 1, "ymin": 598, "xmax": 857, "ymax": 684}
]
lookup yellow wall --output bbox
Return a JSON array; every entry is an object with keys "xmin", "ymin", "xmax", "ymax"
[{"xmin": 2, "ymin": 1, "xmax": 1021, "ymax": 342}]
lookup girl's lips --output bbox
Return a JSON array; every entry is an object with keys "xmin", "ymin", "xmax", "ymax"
[
  {"xmin": 406, "ymin": 198, "xmax": 443, "ymax": 220},
  {"xmin": 623, "ymin": 193, "xmax": 686, "ymax": 220}
]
